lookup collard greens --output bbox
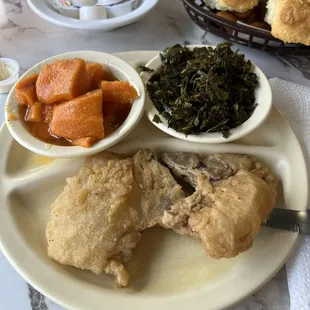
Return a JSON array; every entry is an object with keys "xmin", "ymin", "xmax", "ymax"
[{"xmin": 145, "ymin": 43, "xmax": 258, "ymax": 138}]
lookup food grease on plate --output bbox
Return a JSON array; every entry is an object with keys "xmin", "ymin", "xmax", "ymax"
[
  {"xmin": 24, "ymin": 155, "xmax": 55, "ymax": 172},
  {"xmin": 46, "ymin": 149, "xmax": 277, "ymax": 287},
  {"xmin": 126, "ymin": 227, "xmax": 242, "ymax": 293}
]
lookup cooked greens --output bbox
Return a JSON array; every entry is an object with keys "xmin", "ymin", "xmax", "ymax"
[
  {"xmin": 144, "ymin": 43, "xmax": 258, "ymax": 138},
  {"xmin": 152, "ymin": 114, "xmax": 163, "ymax": 124}
]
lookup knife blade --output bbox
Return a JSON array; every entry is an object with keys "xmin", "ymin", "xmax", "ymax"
[{"xmin": 263, "ymin": 208, "xmax": 310, "ymax": 234}]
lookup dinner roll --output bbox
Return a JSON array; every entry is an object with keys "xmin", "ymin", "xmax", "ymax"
[
  {"xmin": 204, "ymin": 0, "xmax": 259, "ymax": 12},
  {"xmin": 265, "ymin": 0, "xmax": 310, "ymax": 45}
]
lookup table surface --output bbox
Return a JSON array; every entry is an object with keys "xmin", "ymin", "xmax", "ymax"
[{"xmin": 1, "ymin": 0, "xmax": 310, "ymax": 309}]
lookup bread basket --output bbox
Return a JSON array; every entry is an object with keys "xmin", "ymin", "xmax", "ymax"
[{"xmin": 182, "ymin": 0, "xmax": 310, "ymax": 55}]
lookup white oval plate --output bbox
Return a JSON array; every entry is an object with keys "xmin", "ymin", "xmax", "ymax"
[
  {"xmin": 0, "ymin": 51, "xmax": 308, "ymax": 310},
  {"xmin": 27, "ymin": 0, "xmax": 158, "ymax": 31}
]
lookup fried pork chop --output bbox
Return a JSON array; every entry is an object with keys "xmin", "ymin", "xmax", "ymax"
[
  {"xmin": 46, "ymin": 150, "xmax": 186, "ymax": 287},
  {"xmin": 46, "ymin": 152, "xmax": 142, "ymax": 287},
  {"xmin": 133, "ymin": 149, "xmax": 185, "ymax": 230},
  {"xmin": 161, "ymin": 152, "xmax": 278, "ymax": 259},
  {"xmin": 46, "ymin": 150, "xmax": 278, "ymax": 287}
]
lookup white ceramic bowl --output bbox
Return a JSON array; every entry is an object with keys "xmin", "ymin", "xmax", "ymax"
[
  {"xmin": 141, "ymin": 45, "xmax": 272, "ymax": 144},
  {"xmin": 5, "ymin": 51, "xmax": 145, "ymax": 158},
  {"xmin": 27, "ymin": 0, "xmax": 158, "ymax": 31}
]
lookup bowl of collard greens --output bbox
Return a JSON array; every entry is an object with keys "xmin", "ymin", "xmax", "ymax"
[{"xmin": 141, "ymin": 43, "xmax": 272, "ymax": 143}]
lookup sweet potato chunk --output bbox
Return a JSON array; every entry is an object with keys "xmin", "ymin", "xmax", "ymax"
[
  {"xmin": 43, "ymin": 104, "xmax": 54, "ymax": 123},
  {"xmin": 72, "ymin": 137, "xmax": 96, "ymax": 148},
  {"xmin": 101, "ymin": 81, "xmax": 138, "ymax": 106},
  {"xmin": 36, "ymin": 58, "xmax": 89, "ymax": 104},
  {"xmin": 103, "ymin": 102, "xmax": 132, "ymax": 136},
  {"xmin": 101, "ymin": 81, "xmax": 136, "ymax": 133},
  {"xmin": 15, "ymin": 74, "xmax": 38, "ymax": 105},
  {"xmin": 25, "ymin": 102, "xmax": 43, "ymax": 122},
  {"xmin": 50, "ymin": 89, "xmax": 104, "ymax": 142},
  {"xmin": 87, "ymin": 63, "xmax": 105, "ymax": 90}
]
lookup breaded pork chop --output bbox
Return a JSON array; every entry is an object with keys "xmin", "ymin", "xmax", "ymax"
[
  {"xmin": 46, "ymin": 150, "xmax": 278, "ymax": 287},
  {"xmin": 161, "ymin": 152, "xmax": 278, "ymax": 259},
  {"xmin": 133, "ymin": 149, "xmax": 185, "ymax": 230},
  {"xmin": 46, "ymin": 152, "xmax": 141, "ymax": 287}
]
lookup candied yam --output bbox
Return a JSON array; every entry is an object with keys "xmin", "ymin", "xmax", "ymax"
[
  {"xmin": 43, "ymin": 104, "xmax": 54, "ymax": 123},
  {"xmin": 50, "ymin": 89, "xmax": 104, "ymax": 141},
  {"xmin": 25, "ymin": 102, "xmax": 43, "ymax": 122},
  {"xmin": 72, "ymin": 137, "xmax": 97, "ymax": 148},
  {"xmin": 15, "ymin": 74, "xmax": 38, "ymax": 105},
  {"xmin": 86, "ymin": 63, "xmax": 105, "ymax": 90},
  {"xmin": 36, "ymin": 58, "xmax": 89, "ymax": 104},
  {"xmin": 103, "ymin": 102, "xmax": 132, "ymax": 135},
  {"xmin": 101, "ymin": 81, "xmax": 135, "ymax": 132},
  {"xmin": 101, "ymin": 81, "xmax": 138, "ymax": 106}
]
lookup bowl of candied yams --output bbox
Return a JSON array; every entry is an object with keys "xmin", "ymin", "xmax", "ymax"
[{"xmin": 5, "ymin": 51, "xmax": 145, "ymax": 158}]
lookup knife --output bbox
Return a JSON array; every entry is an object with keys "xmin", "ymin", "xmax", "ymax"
[{"xmin": 263, "ymin": 208, "xmax": 310, "ymax": 234}]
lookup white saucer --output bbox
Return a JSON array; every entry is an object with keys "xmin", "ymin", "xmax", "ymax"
[{"xmin": 27, "ymin": 0, "xmax": 158, "ymax": 31}]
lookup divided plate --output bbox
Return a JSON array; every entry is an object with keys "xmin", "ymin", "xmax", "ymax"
[{"xmin": 0, "ymin": 51, "xmax": 308, "ymax": 310}]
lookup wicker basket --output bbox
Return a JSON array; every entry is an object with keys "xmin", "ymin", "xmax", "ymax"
[{"xmin": 182, "ymin": 0, "xmax": 310, "ymax": 55}]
